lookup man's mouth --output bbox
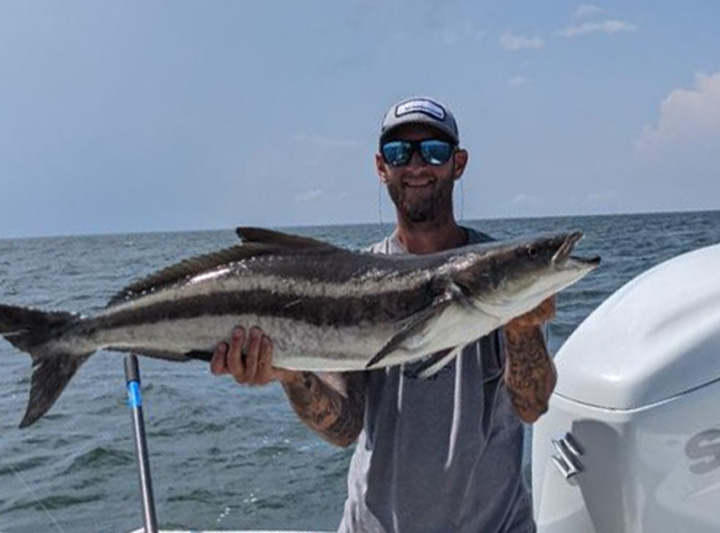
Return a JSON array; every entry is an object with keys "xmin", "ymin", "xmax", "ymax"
[{"xmin": 403, "ymin": 178, "xmax": 435, "ymax": 189}]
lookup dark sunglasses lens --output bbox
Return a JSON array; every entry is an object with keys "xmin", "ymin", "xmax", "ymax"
[
  {"xmin": 382, "ymin": 141, "xmax": 412, "ymax": 166},
  {"xmin": 420, "ymin": 140, "xmax": 453, "ymax": 165}
]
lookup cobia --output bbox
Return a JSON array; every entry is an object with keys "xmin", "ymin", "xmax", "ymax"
[{"xmin": 0, "ymin": 227, "xmax": 599, "ymax": 427}]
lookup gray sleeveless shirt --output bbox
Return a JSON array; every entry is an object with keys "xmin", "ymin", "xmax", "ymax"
[{"xmin": 337, "ymin": 228, "xmax": 535, "ymax": 533}]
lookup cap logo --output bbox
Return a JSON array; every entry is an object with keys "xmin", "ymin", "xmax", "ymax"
[{"xmin": 395, "ymin": 99, "xmax": 446, "ymax": 121}]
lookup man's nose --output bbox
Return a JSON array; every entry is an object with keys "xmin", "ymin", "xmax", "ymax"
[{"xmin": 406, "ymin": 150, "xmax": 427, "ymax": 169}]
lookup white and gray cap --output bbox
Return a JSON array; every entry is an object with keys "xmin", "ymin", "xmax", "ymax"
[{"xmin": 380, "ymin": 96, "xmax": 459, "ymax": 145}]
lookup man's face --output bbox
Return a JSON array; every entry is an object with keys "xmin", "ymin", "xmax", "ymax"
[{"xmin": 376, "ymin": 124, "xmax": 468, "ymax": 225}]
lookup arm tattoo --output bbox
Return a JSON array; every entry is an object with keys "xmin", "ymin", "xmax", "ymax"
[
  {"xmin": 281, "ymin": 372, "xmax": 366, "ymax": 447},
  {"xmin": 504, "ymin": 325, "xmax": 557, "ymax": 423}
]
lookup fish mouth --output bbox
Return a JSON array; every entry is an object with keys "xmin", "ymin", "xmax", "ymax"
[{"xmin": 552, "ymin": 231, "xmax": 601, "ymax": 267}]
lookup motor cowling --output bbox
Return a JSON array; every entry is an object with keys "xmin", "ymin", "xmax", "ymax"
[{"xmin": 532, "ymin": 243, "xmax": 720, "ymax": 533}]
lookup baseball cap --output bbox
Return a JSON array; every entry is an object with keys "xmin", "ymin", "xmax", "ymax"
[{"xmin": 379, "ymin": 96, "xmax": 459, "ymax": 146}]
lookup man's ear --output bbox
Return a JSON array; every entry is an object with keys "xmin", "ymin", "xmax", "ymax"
[
  {"xmin": 453, "ymin": 149, "xmax": 468, "ymax": 180},
  {"xmin": 376, "ymin": 153, "xmax": 389, "ymax": 183}
]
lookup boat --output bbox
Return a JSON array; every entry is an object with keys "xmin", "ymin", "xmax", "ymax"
[
  {"xmin": 533, "ymin": 242, "xmax": 720, "ymax": 532},
  {"xmin": 127, "ymin": 243, "xmax": 720, "ymax": 532}
]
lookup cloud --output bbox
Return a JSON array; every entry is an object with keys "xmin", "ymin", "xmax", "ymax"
[
  {"xmin": 347, "ymin": 0, "xmax": 482, "ymax": 48},
  {"xmin": 442, "ymin": 21, "xmax": 485, "ymax": 46},
  {"xmin": 573, "ymin": 4, "xmax": 603, "ymax": 20},
  {"xmin": 511, "ymin": 193, "xmax": 543, "ymax": 206},
  {"xmin": 630, "ymin": 72, "xmax": 720, "ymax": 208},
  {"xmin": 291, "ymin": 134, "xmax": 360, "ymax": 148},
  {"xmin": 587, "ymin": 191, "xmax": 616, "ymax": 202},
  {"xmin": 556, "ymin": 19, "xmax": 636, "ymax": 38},
  {"xmin": 635, "ymin": 72, "xmax": 720, "ymax": 155},
  {"xmin": 508, "ymin": 76, "xmax": 534, "ymax": 86},
  {"xmin": 498, "ymin": 33, "xmax": 545, "ymax": 51},
  {"xmin": 294, "ymin": 189, "xmax": 323, "ymax": 202}
]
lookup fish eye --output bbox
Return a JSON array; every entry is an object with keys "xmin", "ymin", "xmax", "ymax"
[{"xmin": 527, "ymin": 245, "xmax": 538, "ymax": 258}]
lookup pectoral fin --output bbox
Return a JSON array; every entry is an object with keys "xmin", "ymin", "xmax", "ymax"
[
  {"xmin": 365, "ymin": 299, "xmax": 451, "ymax": 370},
  {"xmin": 365, "ymin": 277, "xmax": 475, "ymax": 370},
  {"xmin": 446, "ymin": 280, "xmax": 475, "ymax": 311},
  {"xmin": 405, "ymin": 345, "xmax": 463, "ymax": 379}
]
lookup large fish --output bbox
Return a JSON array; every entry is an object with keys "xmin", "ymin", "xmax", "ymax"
[{"xmin": 0, "ymin": 227, "xmax": 599, "ymax": 428}]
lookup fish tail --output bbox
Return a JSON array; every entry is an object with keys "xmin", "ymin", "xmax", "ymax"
[{"xmin": 0, "ymin": 304, "xmax": 93, "ymax": 428}]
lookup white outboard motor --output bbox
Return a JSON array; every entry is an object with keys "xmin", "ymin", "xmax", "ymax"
[{"xmin": 532, "ymin": 244, "xmax": 720, "ymax": 532}]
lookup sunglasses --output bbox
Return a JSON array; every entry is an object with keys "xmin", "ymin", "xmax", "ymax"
[{"xmin": 381, "ymin": 139, "xmax": 456, "ymax": 167}]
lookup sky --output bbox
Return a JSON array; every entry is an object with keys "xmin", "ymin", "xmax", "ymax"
[{"xmin": 0, "ymin": 0, "xmax": 719, "ymax": 238}]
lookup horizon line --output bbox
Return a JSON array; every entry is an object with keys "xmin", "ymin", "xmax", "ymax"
[{"xmin": 1, "ymin": 206, "xmax": 718, "ymax": 242}]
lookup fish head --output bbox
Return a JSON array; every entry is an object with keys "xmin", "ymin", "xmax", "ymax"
[{"xmin": 453, "ymin": 231, "xmax": 600, "ymax": 320}]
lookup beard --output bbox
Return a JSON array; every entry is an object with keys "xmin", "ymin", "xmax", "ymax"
[{"xmin": 387, "ymin": 175, "xmax": 455, "ymax": 224}]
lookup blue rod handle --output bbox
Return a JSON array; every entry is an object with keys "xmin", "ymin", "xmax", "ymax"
[{"xmin": 124, "ymin": 354, "xmax": 158, "ymax": 533}]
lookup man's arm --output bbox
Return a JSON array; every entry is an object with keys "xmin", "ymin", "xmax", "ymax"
[
  {"xmin": 210, "ymin": 326, "xmax": 366, "ymax": 447},
  {"xmin": 279, "ymin": 371, "xmax": 366, "ymax": 447},
  {"xmin": 503, "ymin": 298, "xmax": 557, "ymax": 423}
]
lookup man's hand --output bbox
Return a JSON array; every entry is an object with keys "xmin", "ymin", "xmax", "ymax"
[
  {"xmin": 506, "ymin": 297, "xmax": 556, "ymax": 331},
  {"xmin": 210, "ymin": 325, "xmax": 365, "ymax": 447},
  {"xmin": 210, "ymin": 326, "xmax": 296, "ymax": 385}
]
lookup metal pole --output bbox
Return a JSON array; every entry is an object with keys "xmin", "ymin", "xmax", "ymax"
[{"xmin": 125, "ymin": 354, "xmax": 158, "ymax": 533}]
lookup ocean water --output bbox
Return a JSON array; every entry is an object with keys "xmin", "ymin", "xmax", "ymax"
[{"xmin": 1, "ymin": 211, "xmax": 719, "ymax": 533}]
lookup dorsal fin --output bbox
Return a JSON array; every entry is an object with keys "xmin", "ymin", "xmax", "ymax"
[
  {"xmin": 236, "ymin": 227, "xmax": 341, "ymax": 250},
  {"xmin": 106, "ymin": 243, "xmax": 276, "ymax": 307},
  {"xmin": 107, "ymin": 228, "xmax": 343, "ymax": 307}
]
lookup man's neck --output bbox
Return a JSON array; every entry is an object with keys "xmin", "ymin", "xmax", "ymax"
[{"xmin": 394, "ymin": 218, "xmax": 468, "ymax": 254}]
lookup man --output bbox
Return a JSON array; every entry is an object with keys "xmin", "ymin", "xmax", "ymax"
[{"xmin": 210, "ymin": 96, "xmax": 556, "ymax": 532}]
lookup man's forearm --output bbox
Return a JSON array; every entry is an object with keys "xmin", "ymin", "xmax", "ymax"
[
  {"xmin": 503, "ymin": 325, "xmax": 557, "ymax": 423},
  {"xmin": 280, "ymin": 372, "xmax": 364, "ymax": 447}
]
